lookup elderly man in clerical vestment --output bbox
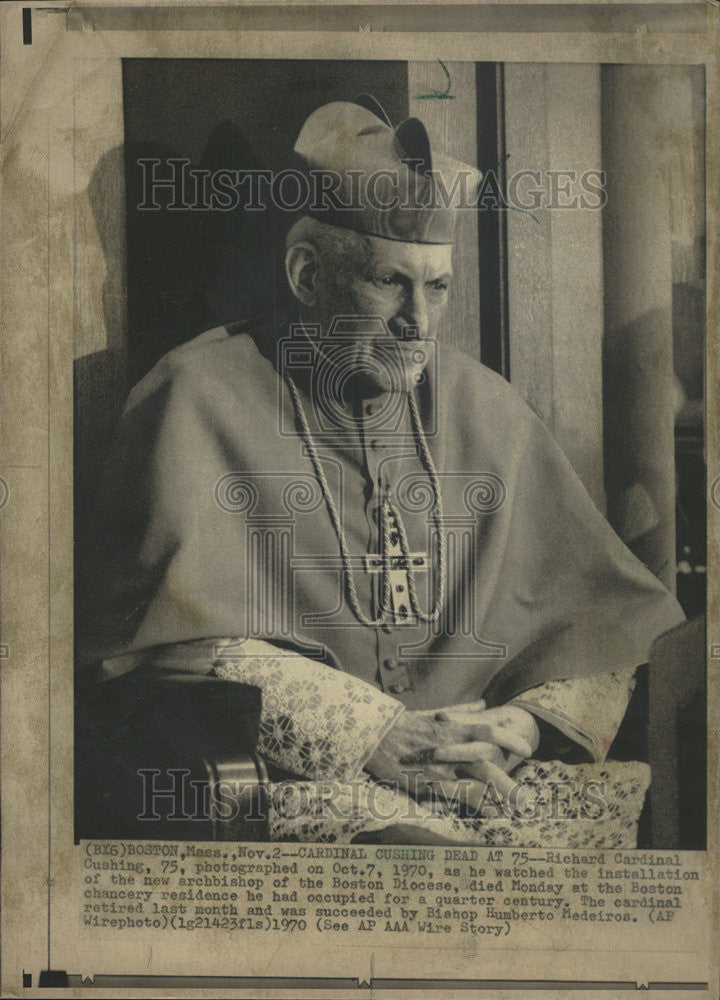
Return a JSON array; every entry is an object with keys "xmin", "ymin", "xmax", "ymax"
[{"xmin": 82, "ymin": 98, "xmax": 684, "ymax": 845}]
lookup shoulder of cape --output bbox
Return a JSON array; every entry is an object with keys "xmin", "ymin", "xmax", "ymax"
[
  {"xmin": 122, "ymin": 324, "xmax": 540, "ymax": 436},
  {"xmin": 123, "ymin": 321, "xmax": 273, "ymax": 413},
  {"xmin": 433, "ymin": 339, "xmax": 537, "ymax": 427}
]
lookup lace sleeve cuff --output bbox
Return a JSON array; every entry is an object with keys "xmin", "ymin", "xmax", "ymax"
[
  {"xmin": 212, "ymin": 639, "xmax": 404, "ymax": 782},
  {"xmin": 510, "ymin": 669, "xmax": 636, "ymax": 762}
]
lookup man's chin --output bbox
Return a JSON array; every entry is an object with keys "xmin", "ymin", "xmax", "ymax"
[
  {"xmin": 380, "ymin": 338, "xmax": 430, "ymax": 392},
  {"xmin": 351, "ymin": 359, "xmax": 426, "ymax": 396},
  {"xmin": 315, "ymin": 331, "xmax": 430, "ymax": 395}
]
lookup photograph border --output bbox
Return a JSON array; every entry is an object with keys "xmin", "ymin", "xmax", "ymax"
[{"xmin": 1, "ymin": 1, "xmax": 717, "ymax": 995}]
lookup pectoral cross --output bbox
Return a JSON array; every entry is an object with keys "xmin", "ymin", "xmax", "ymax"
[{"xmin": 363, "ymin": 501, "xmax": 429, "ymax": 625}]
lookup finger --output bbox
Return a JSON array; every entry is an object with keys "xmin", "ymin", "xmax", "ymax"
[
  {"xmin": 434, "ymin": 723, "xmax": 532, "ymax": 759},
  {"xmin": 427, "ymin": 777, "xmax": 489, "ymax": 811},
  {"xmin": 432, "ymin": 741, "xmax": 499, "ymax": 763},
  {"xmin": 463, "ymin": 758, "xmax": 516, "ymax": 799},
  {"xmin": 466, "ymin": 724, "xmax": 533, "ymax": 759},
  {"xmin": 399, "ymin": 745, "xmax": 446, "ymax": 766},
  {"xmin": 503, "ymin": 751, "xmax": 526, "ymax": 775},
  {"xmin": 480, "ymin": 805, "xmax": 501, "ymax": 819},
  {"xmin": 430, "ymin": 699, "xmax": 486, "ymax": 719},
  {"xmin": 422, "ymin": 762, "xmax": 472, "ymax": 790},
  {"xmin": 422, "ymin": 762, "xmax": 460, "ymax": 782},
  {"xmin": 400, "ymin": 762, "xmax": 458, "ymax": 799},
  {"xmin": 420, "ymin": 764, "xmax": 497, "ymax": 812}
]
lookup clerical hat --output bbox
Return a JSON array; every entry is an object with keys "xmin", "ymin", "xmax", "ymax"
[{"xmin": 293, "ymin": 96, "xmax": 482, "ymax": 245}]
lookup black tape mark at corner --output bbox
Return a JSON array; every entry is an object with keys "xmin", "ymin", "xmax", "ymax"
[
  {"xmin": 22, "ymin": 7, "xmax": 32, "ymax": 45},
  {"xmin": 38, "ymin": 970, "xmax": 68, "ymax": 988}
]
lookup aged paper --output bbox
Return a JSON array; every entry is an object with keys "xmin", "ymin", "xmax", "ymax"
[{"xmin": 0, "ymin": 1, "xmax": 717, "ymax": 996}]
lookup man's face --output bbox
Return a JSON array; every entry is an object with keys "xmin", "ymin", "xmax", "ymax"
[{"xmin": 314, "ymin": 232, "xmax": 453, "ymax": 393}]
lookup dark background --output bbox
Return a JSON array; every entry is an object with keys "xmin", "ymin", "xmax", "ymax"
[{"xmin": 122, "ymin": 59, "xmax": 411, "ymax": 382}]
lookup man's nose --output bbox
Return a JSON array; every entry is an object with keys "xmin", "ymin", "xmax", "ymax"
[{"xmin": 399, "ymin": 287, "xmax": 428, "ymax": 337}]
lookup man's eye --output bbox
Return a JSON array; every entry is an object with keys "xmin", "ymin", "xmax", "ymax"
[
  {"xmin": 431, "ymin": 281, "xmax": 448, "ymax": 292},
  {"xmin": 378, "ymin": 275, "xmax": 397, "ymax": 286}
]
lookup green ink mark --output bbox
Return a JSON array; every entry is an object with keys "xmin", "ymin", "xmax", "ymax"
[
  {"xmin": 493, "ymin": 154, "xmax": 540, "ymax": 224},
  {"xmin": 414, "ymin": 60, "xmax": 455, "ymax": 100},
  {"xmin": 475, "ymin": 158, "xmax": 541, "ymax": 226},
  {"xmin": 505, "ymin": 204, "xmax": 541, "ymax": 226}
]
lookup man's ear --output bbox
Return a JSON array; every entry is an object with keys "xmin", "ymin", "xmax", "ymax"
[{"xmin": 285, "ymin": 241, "xmax": 319, "ymax": 307}]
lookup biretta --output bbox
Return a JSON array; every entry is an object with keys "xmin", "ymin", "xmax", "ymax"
[{"xmin": 293, "ymin": 97, "xmax": 482, "ymax": 245}]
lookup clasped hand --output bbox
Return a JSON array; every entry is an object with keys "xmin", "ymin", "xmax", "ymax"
[{"xmin": 365, "ymin": 701, "xmax": 539, "ymax": 815}]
